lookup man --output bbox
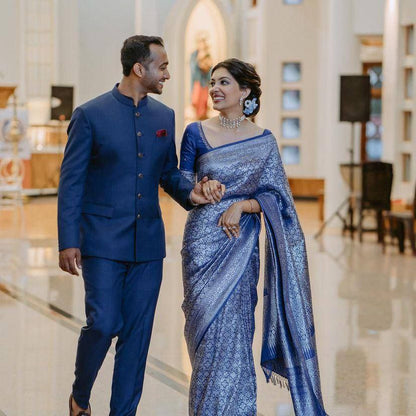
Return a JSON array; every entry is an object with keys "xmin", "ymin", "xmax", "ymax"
[{"xmin": 58, "ymin": 35, "xmax": 223, "ymax": 416}]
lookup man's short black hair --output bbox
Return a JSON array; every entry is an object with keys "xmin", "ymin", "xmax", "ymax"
[{"xmin": 121, "ymin": 35, "xmax": 164, "ymax": 76}]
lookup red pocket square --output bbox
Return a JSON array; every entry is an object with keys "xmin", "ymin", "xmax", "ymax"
[{"xmin": 156, "ymin": 129, "xmax": 167, "ymax": 137}]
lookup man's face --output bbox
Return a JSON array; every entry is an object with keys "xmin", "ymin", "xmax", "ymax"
[{"xmin": 140, "ymin": 44, "xmax": 170, "ymax": 94}]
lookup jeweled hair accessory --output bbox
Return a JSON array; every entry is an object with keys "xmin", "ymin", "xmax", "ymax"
[{"xmin": 243, "ymin": 97, "xmax": 258, "ymax": 115}]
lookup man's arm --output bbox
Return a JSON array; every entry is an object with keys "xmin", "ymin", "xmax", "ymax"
[
  {"xmin": 57, "ymin": 107, "xmax": 93, "ymax": 274},
  {"xmin": 159, "ymin": 134, "xmax": 196, "ymax": 210},
  {"xmin": 160, "ymin": 111, "xmax": 224, "ymax": 209}
]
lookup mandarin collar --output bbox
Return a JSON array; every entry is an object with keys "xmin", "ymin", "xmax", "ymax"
[{"xmin": 112, "ymin": 83, "xmax": 149, "ymax": 109}]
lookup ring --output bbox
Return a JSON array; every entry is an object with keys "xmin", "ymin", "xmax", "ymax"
[{"xmin": 222, "ymin": 226, "xmax": 227, "ymax": 231}]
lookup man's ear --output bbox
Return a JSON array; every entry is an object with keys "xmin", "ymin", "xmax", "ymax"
[{"xmin": 133, "ymin": 62, "xmax": 145, "ymax": 78}]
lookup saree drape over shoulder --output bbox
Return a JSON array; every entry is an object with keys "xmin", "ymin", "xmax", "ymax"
[{"xmin": 180, "ymin": 122, "xmax": 328, "ymax": 416}]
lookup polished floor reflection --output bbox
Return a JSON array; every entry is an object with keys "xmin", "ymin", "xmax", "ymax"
[{"xmin": 0, "ymin": 196, "xmax": 415, "ymax": 416}]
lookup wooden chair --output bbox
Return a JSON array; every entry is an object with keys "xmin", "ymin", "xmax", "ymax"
[
  {"xmin": 382, "ymin": 184, "xmax": 416, "ymax": 255},
  {"xmin": 357, "ymin": 162, "xmax": 393, "ymax": 242}
]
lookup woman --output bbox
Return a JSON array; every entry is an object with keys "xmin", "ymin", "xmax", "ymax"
[{"xmin": 180, "ymin": 58, "xmax": 328, "ymax": 416}]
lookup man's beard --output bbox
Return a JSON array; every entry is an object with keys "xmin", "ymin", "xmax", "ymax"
[{"xmin": 144, "ymin": 77, "xmax": 163, "ymax": 95}]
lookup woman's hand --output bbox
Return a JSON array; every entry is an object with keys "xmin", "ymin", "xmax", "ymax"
[
  {"xmin": 201, "ymin": 178, "xmax": 226, "ymax": 203},
  {"xmin": 218, "ymin": 202, "xmax": 243, "ymax": 239},
  {"xmin": 191, "ymin": 177, "xmax": 225, "ymax": 204}
]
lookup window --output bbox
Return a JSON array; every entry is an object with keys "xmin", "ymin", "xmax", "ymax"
[
  {"xmin": 404, "ymin": 112, "xmax": 412, "ymax": 142},
  {"xmin": 282, "ymin": 90, "xmax": 301, "ymax": 111},
  {"xmin": 402, "ymin": 153, "xmax": 411, "ymax": 182},
  {"xmin": 282, "ymin": 145, "xmax": 300, "ymax": 165},
  {"xmin": 282, "ymin": 63, "xmax": 301, "ymax": 83},
  {"xmin": 281, "ymin": 63, "xmax": 302, "ymax": 165},
  {"xmin": 362, "ymin": 64, "xmax": 383, "ymax": 161},
  {"xmin": 283, "ymin": 0, "xmax": 303, "ymax": 4},
  {"xmin": 282, "ymin": 117, "xmax": 300, "ymax": 139},
  {"xmin": 406, "ymin": 25, "xmax": 414, "ymax": 56},
  {"xmin": 405, "ymin": 68, "xmax": 413, "ymax": 99}
]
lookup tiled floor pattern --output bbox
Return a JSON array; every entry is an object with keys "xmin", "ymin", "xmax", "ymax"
[{"xmin": 0, "ymin": 196, "xmax": 415, "ymax": 415}]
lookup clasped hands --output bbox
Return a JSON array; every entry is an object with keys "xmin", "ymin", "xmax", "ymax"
[
  {"xmin": 190, "ymin": 176, "xmax": 243, "ymax": 240},
  {"xmin": 190, "ymin": 176, "xmax": 225, "ymax": 205}
]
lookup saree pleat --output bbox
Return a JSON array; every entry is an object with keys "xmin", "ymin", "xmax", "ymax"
[{"xmin": 181, "ymin": 133, "xmax": 328, "ymax": 416}]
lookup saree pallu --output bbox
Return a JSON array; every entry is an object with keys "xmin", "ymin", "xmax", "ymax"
[{"xmin": 181, "ymin": 134, "xmax": 328, "ymax": 416}]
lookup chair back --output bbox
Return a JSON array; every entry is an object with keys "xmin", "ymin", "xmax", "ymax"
[
  {"xmin": 413, "ymin": 182, "xmax": 416, "ymax": 219},
  {"xmin": 361, "ymin": 162, "xmax": 393, "ymax": 211}
]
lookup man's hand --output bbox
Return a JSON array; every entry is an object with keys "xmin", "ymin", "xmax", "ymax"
[
  {"xmin": 59, "ymin": 248, "xmax": 82, "ymax": 276},
  {"xmin": 191, "ymin": 176, "xmax": 225, "ymax": 205}
]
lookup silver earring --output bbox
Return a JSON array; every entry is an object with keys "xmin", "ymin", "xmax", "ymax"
[{"xmin": 239, "ymin": 96, "xmax": 244, "ymax": 106}]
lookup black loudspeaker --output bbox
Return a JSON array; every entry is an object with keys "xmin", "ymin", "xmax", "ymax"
[
  {"xmin": 51, "ymin": 85, "xmax": 74, "ymax": 121},
  {"xmin": 340, "ymin": 75, "xmax": 371, "ymax": 122}
]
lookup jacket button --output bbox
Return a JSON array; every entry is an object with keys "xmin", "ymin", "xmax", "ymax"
[
  {"xmin": 138, "ymin": 173, "xmax": 143, "ymax": 178},
  {"xmin": 137, "ymin": 213, "xmax": 141, "ymax": 219},
  {"xmin": 138, "ymin": 152, "xmax": 144, "ymax": 158},
  {"xmin": 135, "ymin": 112, "xmax": 140, "ymax": 117},
  {"xmin": 137, "ymin": 131, "xmax": 142, "ymax": 137},
  {"xmin": 137, "ymin": 193, "xmax": 142, "ymax": 199}
]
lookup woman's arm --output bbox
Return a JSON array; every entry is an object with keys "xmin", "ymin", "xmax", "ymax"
[
  {"xmin": 236, "ymin": 199, "xmax": 261, "ymax": 214},
  {"xmin": 218, "ymin": 199, "xmax": 261, "ymax": 239}
]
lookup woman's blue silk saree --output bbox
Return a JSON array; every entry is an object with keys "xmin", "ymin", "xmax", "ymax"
[{"xmin": 180, "ymin": 124, "xmax": 328, "ymax": 416}]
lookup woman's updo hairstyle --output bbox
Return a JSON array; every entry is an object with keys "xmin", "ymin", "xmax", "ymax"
[{"xmin": 211, "ymin": 58, "xmax": 262, "ymax": 117}]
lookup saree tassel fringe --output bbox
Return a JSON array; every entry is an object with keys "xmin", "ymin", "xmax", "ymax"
[{"xmin": 269, "ymin": 372, "xmax": 290, "ymax": 391}]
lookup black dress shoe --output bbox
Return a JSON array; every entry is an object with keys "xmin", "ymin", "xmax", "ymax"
[{"xmin": 69, "ymin": 393, "xmax": 91, "ymax": 416}]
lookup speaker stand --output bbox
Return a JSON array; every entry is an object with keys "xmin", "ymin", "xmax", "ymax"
[{"xmin": 314, "ymin": 122, "xmax": 357, "ymax": 239}]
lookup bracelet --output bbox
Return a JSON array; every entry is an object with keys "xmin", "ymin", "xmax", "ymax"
[{"xmin": 248, "ymin": 199, "xmax": 254, "ymax": 213}]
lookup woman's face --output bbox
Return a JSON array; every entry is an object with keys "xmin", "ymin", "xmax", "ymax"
[{"xmin": 209, "ymin": 67, "xmax": 248, "ymax": 114}]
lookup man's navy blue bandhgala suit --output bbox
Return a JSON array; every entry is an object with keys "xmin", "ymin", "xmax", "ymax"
[{"xmin": 58, "ymin": 85, "xmax": 193, "ymax": 415}]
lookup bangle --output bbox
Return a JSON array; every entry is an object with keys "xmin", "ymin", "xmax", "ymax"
[{"xmin": 248, "ymin": 199, "xmax": 254, "ymax": 213}]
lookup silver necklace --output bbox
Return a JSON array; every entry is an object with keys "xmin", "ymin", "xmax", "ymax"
[{"xmin": 218, "ymin": 114, "xmax": 246, "ymax": 129}]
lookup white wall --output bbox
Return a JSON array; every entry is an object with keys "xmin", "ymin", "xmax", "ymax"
[
  {"xmin": 77, "ymin": 0, "xmax": 136, "ymax": 104},
  {"xmin": 383, "ymin": 0, "xmax": 416, "ymax": 199},
  {"xmin": 353, "ymin": 0, "xmax": 385, "ymax": 35},
  {"xmin": 136, "ymin": 0, "xmax": 190, "ymax": 37},
  {"xmin": 0, "ymin": 0, "xmax": 22, "ymax": 93},
  {"xmin": 260, "ymin": 0, "xmax": 320, "ymax": 178},
  {"xmin": 315, "ymin": 0, "xmax": 361, "ymax": 217},
  {"xmin": 381, "ymin": 0, "xmax": 400, "ymax": 168},
  {"xmin": 56, "ymin": 0, "xmax": 80, "ymax": 105}
]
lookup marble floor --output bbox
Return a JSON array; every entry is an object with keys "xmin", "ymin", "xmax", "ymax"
[{"xmin": 0, "ymin": 195, "xmax": 415, "ymax": 416}]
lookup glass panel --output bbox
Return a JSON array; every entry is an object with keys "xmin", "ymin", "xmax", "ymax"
[
  {"xmin": 282, "ymin": 145, "xmax": 300, "ymax": 165},
  {"xmin": 282, "ymin": 90, "xmax": 301, "ymax": 111},
  {"xmin": 368, "ymin": 66, "xmax": 382, "ymax": 89},
  {"xmin": 406, "ymin": 25, "xmax": 414, "ymax": 55},
  {"xmin": 366, "ymin": 138, "xmax": 382, "ymax": 161},
  {"xmin": 364, "ymin": 64, "xmax": 383, "ymax": 162},
  {"xmin": 405, "ymin": 69, "xmax": 413, "ymax": 99},
  {"xmin": 366, "ymin": 115, "xmax": 382, "ymax": 139},
  {"xmin": 404, "ymin": 111, "xmax": 412, "ymax": 142},
  {"xmin": 370, "ymin": 98, "xmax": 382, "ymax": 115},
  {"xmin": 282, "ymin": 117, "xmax": 300, "ymax": 139},
  {"xmin": 283, "ymin": 63, "xmax": 301, "ymax": 83},
  {"xmin": 402, "ymin": 153, "xmax": 411, "ymax": 182},
  {"xmin": 283, "ymin": 0, "xmax": 303, "ymax": 4},
  {"xmin": 366, "ymin": 121, "xmax": 377, "ymax": 139}
]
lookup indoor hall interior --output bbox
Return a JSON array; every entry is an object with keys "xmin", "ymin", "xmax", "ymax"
[{"xmin": 1, "ymin": 0, "xmax": 416, "ymax": 415}]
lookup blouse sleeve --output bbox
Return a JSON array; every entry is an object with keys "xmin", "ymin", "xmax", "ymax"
[{"xmin": 179, "ymin": 124, "xmax": 198, "ymax": 184}]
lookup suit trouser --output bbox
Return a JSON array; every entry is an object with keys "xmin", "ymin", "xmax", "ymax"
[{"xmin": 72, "ymin": 257, "xmax": 163, "ymax": 416}]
